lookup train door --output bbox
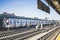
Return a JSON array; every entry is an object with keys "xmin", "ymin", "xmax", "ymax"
[
  {"xmin": 30, "ymin": 20, "xmax": 32, "ymax": 26},
  {"xmin": 21, "ymin": 19, "xmax": 26, "ymax": 27},
  {"xmin": 9, "ymin": 18, "xmax": 13, "ymax": 27},
  {"xmin": 13, "ymin": 19, "xmax": 16, "ymax": 27},
  {"xmin": 30, "ymin": 20, "xmax": 35, "ymax": 26},
  {"xmin": 34, "ymin": 20, "xmax": 36, "ymax": 25},
  {"xmin": 34, "ymin": 20, "xmax": 37, "ymax": 25},
  {"xmin": 26, "ymin": 20, "xmax": 30, "ymax": 27},
  {"xmin": 16, "ymin": 19, "xmax": 19, "ymax": 27},
  {"xmin": 36, "ymin": 20, "xmax": 38, "ymax": 25},
  {"xmin": 20, "ymin": 19, "xmax": 22, "ymax": 27}
]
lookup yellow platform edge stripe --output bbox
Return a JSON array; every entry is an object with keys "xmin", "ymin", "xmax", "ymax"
[{"xmin": 56, "ymin": 33, "xmax": 60, "ymax": 40}]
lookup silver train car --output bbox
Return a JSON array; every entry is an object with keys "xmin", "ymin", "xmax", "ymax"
[{"xmin": 0, "ymin": 14, "xmax": 56, "ymax": 29}]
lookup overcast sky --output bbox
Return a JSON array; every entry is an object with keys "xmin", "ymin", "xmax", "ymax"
[{"xmin": 0, "ymin": 0, "xmax": 60, "ymax": 20}]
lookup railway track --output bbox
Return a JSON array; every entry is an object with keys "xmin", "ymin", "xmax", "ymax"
[
  {"xmin": 0, "ymin": 29, "xmax": 44, "ymax": 40},
  {"xmin": 0, "ymin": 29, "xmax": 41, "ymax": 40},
  {"xmin": 15, "ymin": 30, "xmax": 41, "ymax": 40},
  {"xmin": 0, "ymin": 25, "xmax": 54, "ymax": 37},
  {"xmin": 0, "ymin": 25, "xmax": 55, "ymax": 40},
  {"xmin": 15, "ymin": 26, "xmax": 54, "ymax": 40},
  {"xmin": 0, "ymin": 28, "xmax": 35, "ymax": 37}
]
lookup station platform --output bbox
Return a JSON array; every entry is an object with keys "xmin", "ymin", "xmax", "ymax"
[{"xmin": 56, "ymin": 33, "xmax": 60, "ymax": 40}]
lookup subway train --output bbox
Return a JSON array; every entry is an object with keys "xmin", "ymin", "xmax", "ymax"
[{"xmin": 0, "ymin": 13, "xmax": 56, "ymax": 29}]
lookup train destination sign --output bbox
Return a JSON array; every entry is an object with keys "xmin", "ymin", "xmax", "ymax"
[{"xmin": 37, "ymin": 0, "xmax": 50, "ymax": 13}]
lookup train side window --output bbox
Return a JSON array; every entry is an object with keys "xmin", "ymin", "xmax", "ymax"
[
  {"xmin": 6, "ymin": 22, "xmax": 9, "ymax": 25},
  {"xmin": 17, "ymin": 21, "xmax": 19, "ymax": 23}
]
